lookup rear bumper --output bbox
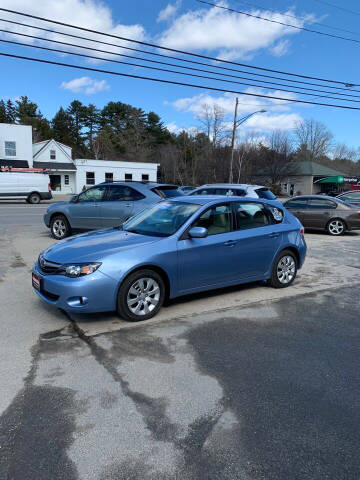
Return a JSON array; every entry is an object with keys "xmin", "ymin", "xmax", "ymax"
[{"xmin": 32, "ymin": 262, "xmax": 118, "ymax": 313}]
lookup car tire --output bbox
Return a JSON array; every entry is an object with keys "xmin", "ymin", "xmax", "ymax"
[
  {"xmin": 117, "ymin": 269, "xmax": 165, "ymax": 321},
  {"xmin": 50, "ymin": 214, "xmax": 71, "ymax": 240},
  {"xmin": 28, "ymin": 193, "xmax": 41, "ymax": 204},
  {"xmin": 269, "ymin": 249, "xmax": 298, "ymax": 289},
  {"xmin": 326, "ymin": 218, "xmax": 346, "ymax": 236}
]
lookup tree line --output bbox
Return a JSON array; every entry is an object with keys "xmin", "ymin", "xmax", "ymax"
[{"xmin": 1, "ymin": 96, "xmax": 359, "ymax": 186}]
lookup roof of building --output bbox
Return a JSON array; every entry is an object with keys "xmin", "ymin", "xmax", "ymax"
[
  {"xmin": 0, "ymin": 159, "xmax": 29, "ymax": 168},
  {"xmin": 252, "ymin": 161, "xmax": 347, "ymax": 178},
  {"xmin": 33, "ymin": 161, "xmax": 76, "ymax": 170},
  {"xmin": 33, "ymin": 139, "xmax": 72, "ymax": 161},
  {"xmin": 288, "ymin": 161, "xmax": 347, "ymax": 177}
]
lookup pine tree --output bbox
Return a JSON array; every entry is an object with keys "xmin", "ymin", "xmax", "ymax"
[
  {"xmin": 83, "ymin": 104, "xmax": 100, "ymax": 155},
  {"xmin": 6, "ymin": 100, "xmax": 16, "ymax": 123},
  {"xmin": 0, "ymin": 100, "xmax": 8, "ymax": 122},
  {"xmin": 51, "ymin": 107, "xmax": 76, "ymax": 146},
  {"xmin": 15, "ymin": 96, "xmax": 40, "ymax": 123}
]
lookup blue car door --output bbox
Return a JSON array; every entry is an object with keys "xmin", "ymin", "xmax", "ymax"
[
  {"xmin": 229, "ymin": 202, "xmax": 283, "ymax": 279},
  {"xmin": 69, "ymin": 186, "xmax": 107, "ymax": 229},
  {"xmin": 177, "ymin": 203, "xmax": 237, "ymax": 293},
  {"xmin": 100, "ymin": 185, "xmax": 135, "ymax": 228}
]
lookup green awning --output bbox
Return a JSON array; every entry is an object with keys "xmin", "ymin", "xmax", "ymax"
[{"xmin": 316, "ymin": 175, "xmax": 343, "ymax": 184}]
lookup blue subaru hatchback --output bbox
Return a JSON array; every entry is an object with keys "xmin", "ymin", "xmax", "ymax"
[{"xmin": 33, "ymin": 197, "xmax": 306, "ymax": 321}]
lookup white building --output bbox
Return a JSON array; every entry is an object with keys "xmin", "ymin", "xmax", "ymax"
[
  {"xmin": 33, "ymin": 139, "xmax": 76, "ymax": 194},
  {"xmin": 0, "ymin": 123, "xmax": 159, "ymax": 195},
  {"xmin": 74, "ymin": 158, "xmax": 159, "ymax": 192},
  {"xmin": 0, "ymin": 123, "xmax": 33, "ymax": 168}
]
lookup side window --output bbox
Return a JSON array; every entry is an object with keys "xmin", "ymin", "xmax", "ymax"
[
  {"xmin": 231, "ymin": 189, "xmax": 246, "ymax": 197},
  {"xmin": 192, "ymin": 204, "xmax": 232, "ymax": 236},
  {"xmin": 308, "ymin": 199, "xmax": 336, "ymax": 209},
  {"xmin": 106, "ymin": 186, "xmax": 145, "ymax": 201},
  {"xmin": 214, "ymin": 189, "xmax": 228, "ymax": 195},
  {"xmin": 233, "ymin": 203, "xmax": 270, "ymax": 230},
  {"xmin": 86, "ymin": 171, "xmax": 95, "ymax": 185},
  {"xmin": 78, "ymin": 187, "xmax": 106, "ymax": 203},
  {"xmin": 5, "ymin": 141, "xmax": 16, "ymax": 156},
  {"xmin": 285, "ymin": 199, "xmax": 308, "ymax": 209},
  {"xmin": 192, "ymin": 188, "xmax": 214, "ymax": 195}
]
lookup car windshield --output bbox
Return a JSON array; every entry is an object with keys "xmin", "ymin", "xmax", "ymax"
[{"xmin": 123, "ymin": 201, "xmax": 200, "ymax": 237}]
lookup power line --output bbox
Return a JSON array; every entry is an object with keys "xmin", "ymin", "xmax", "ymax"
[
  {"xmin": 0, "ymin": 6, "xmax": 357, "ymax": 87},
  {"xmin": 312, "ymin": 0, "xmax": 360, "ymax": 16},
  {"xmin": 1, "ymin": 17, "xmax": 358, "ymax": 92},
  {"xmin": 3, "ymin": 32, "xmax": 360, "ymax": 101},
  {"xmin": 234, "ymin": 0, "xmax": 360, "ymax": 36},
  {"xmin": 197, "ymin": 0, "xmax": 360, "ymax": 46},
  {"xmin": 1, "ymin": 51, "xmax": 360, "ymax": 110}
]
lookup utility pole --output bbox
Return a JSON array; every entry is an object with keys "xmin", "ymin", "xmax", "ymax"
[
  {"xmin": 229, "ymin": 97, "xmax": 239, "ymax": 184},
  {"xmin": 228, "ymin": 101, "xmax": 267, "ymax": 183}
]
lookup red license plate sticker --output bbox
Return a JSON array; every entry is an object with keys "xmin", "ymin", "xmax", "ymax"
[{"xmin": 32, "ymin": 273, "xmax": 41, "ymax": 291}]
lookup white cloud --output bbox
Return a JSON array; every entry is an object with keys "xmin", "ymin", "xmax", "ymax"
[
  {"xmin": 167, "ymin": 89, "xmax": 302, "ymax": 133},
  {"xmin": 60, "ymin": 76, "xmax": 110, "ymax": 94},
  {"xmin": 0, "ymin": 0, "xmax": 146, "ymax": 62},
  {"xmin": 270, "ymin": 39, "xmax": 290, "ymax": 57},
  {"xmin": 157, "ymin": 1, "xmax": 182, "ymax": 22},
  {"xmin": 158, "ymin": 2, "xmax": 314, "ymax": 60}
]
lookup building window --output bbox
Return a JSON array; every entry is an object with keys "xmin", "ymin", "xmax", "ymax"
[
  {"xmin": 5, "ymin": 141, "xmax": 16, "ymax": 157},
  {"xmin": 125, "ymin": 173, "xmax": 133, "ymax": 181},
  {"xmin": 64, "ymin": 174, "xmax": 69, "ymax": 186},
  {"xmin": 50, "ymin": 149, "xmax": 56, "ymax": 160},
  {"xmin": 105, "ymin": 172, "xmax": 114, "ymax": 182},
  {"xmin": 86, "ymin": 171, "xmax": 95, "ymax": 185},
  {"xmin": 142, "ymin": 174, "xmax": 149, "ymax": 181}
]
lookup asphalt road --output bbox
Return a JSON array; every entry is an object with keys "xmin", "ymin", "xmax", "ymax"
[
  {"xmin": 0, "ymin": 203, "xmax": 48, "ymax": 226},
  {"xmin": 1, "ymin": 205, "xmax": 360, "ymax": 479}
]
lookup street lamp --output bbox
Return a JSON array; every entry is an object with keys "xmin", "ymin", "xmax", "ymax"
[{"xmin": 229, "ymin": 97, "xmax": 266, "ymax": 183}]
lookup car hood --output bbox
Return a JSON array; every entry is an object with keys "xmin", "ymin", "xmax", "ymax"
[
  {"xmin": 42, "ymin": 228, "xmax": 159, "ymax": 264},
  {"xmin": 47, "ymin": 201, "xmax": 70, "ymax": 209}
]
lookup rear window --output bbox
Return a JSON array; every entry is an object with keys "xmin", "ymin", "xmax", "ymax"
[
  {"xmin": 255, "ymin": 188, "xmax": 277, "ymax": 200},
  {"xmin": 152, "ymin": 186, "xmax": 183, "ymax": 198}
]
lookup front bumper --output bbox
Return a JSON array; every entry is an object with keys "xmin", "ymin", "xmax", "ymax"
[
  {"xmin": 32, "ymin": 262, "xmax": 118, "ymax": 313},
  {"xmin": 43, "ymin": 212, "xmax": 51, "ymax": 228}
]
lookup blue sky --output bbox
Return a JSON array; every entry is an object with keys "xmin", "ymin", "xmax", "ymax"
[{"xmin": 0, "ymin": 0, "xmax": 360, "ymax": 150}]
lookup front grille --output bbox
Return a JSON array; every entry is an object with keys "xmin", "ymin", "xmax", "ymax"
[
  {"xmin": 38, "ymin": 256, "xmax": 62, "ymax": 275},
  {"xmin": 41, "ymin": 289, "xmax": 59, "ymax": 301}
]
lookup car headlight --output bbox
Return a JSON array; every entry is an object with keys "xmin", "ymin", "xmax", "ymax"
[{"xmin": 65, "ymin": 263, "xmax": 102, "ymax": 278}]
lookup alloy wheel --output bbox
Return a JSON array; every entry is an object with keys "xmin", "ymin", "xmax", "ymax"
[
  {"xmin": 277, "ymin": 255, "xmax": 296, "ymax": 285},
  {"xmin": 328, "ymin": 220, "xmax": 344, "ymax": 235},
  {"xmin": 53, "ymin": 219, "xmax": 66, "ymax": 238},
  {"xmin": 127, "ymin": 277, "xmax": 160, "ymax": 316}
]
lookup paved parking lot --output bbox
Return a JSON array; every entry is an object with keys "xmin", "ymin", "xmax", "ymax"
[{"xmin": 1, "ymin": 201, "xmax": 360, "ymax": 479}]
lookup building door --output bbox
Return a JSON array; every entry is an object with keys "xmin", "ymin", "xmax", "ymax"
[{"xmin": 50, "ymin": 175, "xmax": 61, "ymax": 192}]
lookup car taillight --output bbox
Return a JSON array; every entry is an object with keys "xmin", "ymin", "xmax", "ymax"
[
  {"xmin": 48, "ymin": 183, "xmax": 51, "ymax": 192},
  {"xmin": 299, "ymin": 227, "xmax": 304, "ymax": 235}
]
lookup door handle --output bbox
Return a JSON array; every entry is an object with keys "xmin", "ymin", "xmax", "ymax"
[
  {"xmin": 125, "ymin": 204, "xmax": 132, "ymax": 207},
  {"xmin": 268, "ymin": 232, "xmax": 280, "ymax": 238},
  {"xmin": 92, "ymin": 204, "xmax": 100, "ymax": 207},
  {"xmin": 224, "ymin": 240, "xmax": 237, "ymax": 247}
]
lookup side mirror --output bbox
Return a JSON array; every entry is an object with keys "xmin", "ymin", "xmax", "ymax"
[
  {"xmin": 188, "ymin": 226, "xmax": 208, "ymax": 238},
  {"xmin": 70, "ymin": 195, "xmax": 79, "ymax": 203}
]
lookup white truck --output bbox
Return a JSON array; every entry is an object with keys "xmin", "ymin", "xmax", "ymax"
[{"xmin": 0, "ymin": 168, "xmax": 52, "ymax": 203}]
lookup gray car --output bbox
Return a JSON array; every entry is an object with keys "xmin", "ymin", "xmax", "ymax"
[
  {"xmin": 44, "ymin": 182, "xmax": 182, "ymax": 239},
  {"xmin": 189, "ymin": 183, "xmax": 277, "ymax": 200},
  {"xmin": 284, "ymin": 195, "xmax": 360, "ymax": 235}
]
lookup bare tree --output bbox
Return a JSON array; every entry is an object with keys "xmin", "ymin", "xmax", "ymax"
[{"xmin": 294, "ymin": 118, "xmax": 333, "ymax": 161}]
